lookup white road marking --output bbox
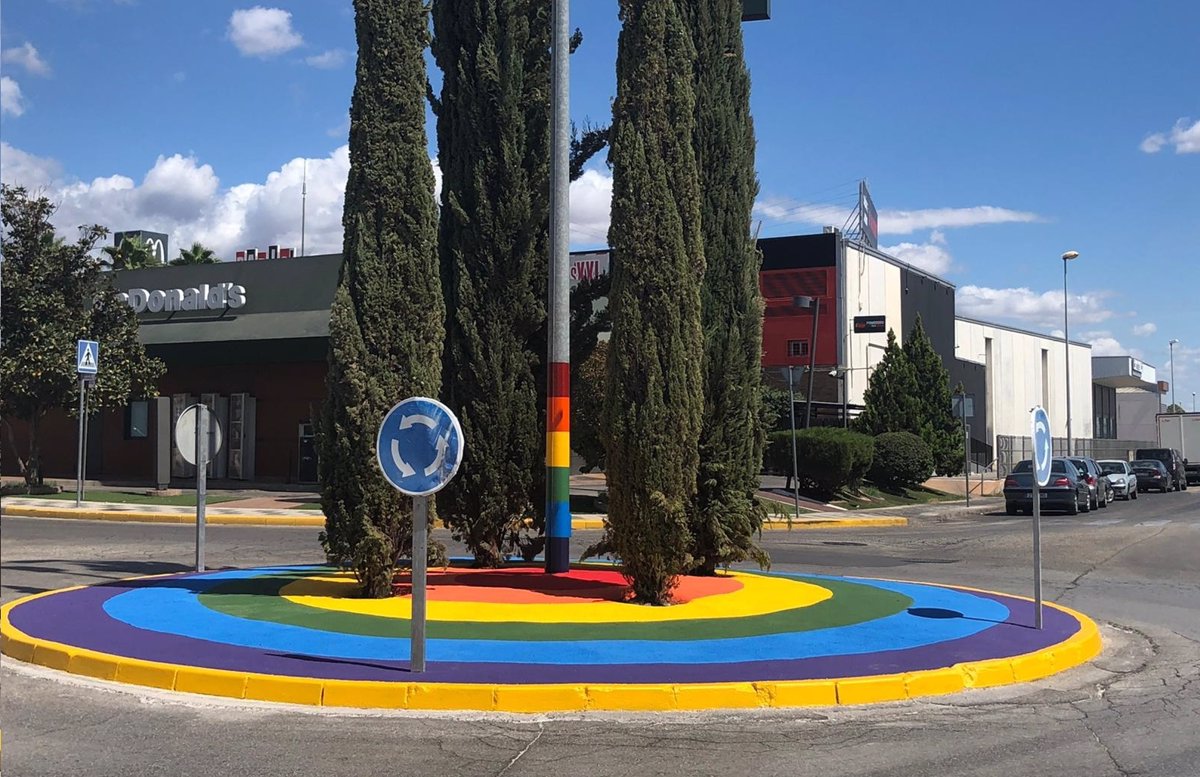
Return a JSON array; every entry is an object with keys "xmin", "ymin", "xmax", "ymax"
[
  {"xmin": 1085, "ymin": 518, "xmax": 1122, "ymax": 526},
  {"xmin": 1136, "ymin": 519, "xmax": 1171, "ymax": 527}
]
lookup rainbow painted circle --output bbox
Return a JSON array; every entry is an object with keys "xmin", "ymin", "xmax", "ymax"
[{"xmin": 0, "ymin": 564, "xmax": 1100, "ymax": 710}]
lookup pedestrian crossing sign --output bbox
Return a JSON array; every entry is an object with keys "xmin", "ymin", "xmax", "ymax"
[{"xmin": 77, "ymin": 340, "xmax": 99, "ymax": 375}]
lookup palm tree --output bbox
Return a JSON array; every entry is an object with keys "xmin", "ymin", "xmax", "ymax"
[
  {"xmin": 171, "ymin": 241, "xmax": 219, "ymax": 266},
  {"xmin": 102, "ymin": 235, "xmax": 160, "ymax": 270}
]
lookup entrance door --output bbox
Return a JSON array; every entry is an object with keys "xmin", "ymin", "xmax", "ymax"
[{"xmin": 297, "ymin": 422, "xmax": 318, "ymax": 484}]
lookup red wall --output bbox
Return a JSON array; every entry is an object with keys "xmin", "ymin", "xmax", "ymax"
[{"xmin": 760, "ymin": 267, "xmax": 838, "ymax": 368}]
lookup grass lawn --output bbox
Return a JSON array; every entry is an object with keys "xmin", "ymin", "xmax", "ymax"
[
  {"xmin": 831, "ymin": 483, "xmax": 961, "ymax": 510},
  {"xmin": 13, "ymin": 489, "xmax": 240, "ymax": 507}
]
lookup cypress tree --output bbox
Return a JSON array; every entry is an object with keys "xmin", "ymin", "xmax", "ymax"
[
  {"xmin": 604, "ymin": 0, "xmax": 705, "ymax": 604},
  {"xmin": 319, "ymin": 0, "xmax": 443, "ymax": 598},
  {"xmin": 683, "ymin": 0, "xmax": 767, "ymax": 574},
  {"xmin": 854, "ymin": 329, "xmax": 920, "ymax": 437},
  {"xmin": 903, "ymin": 316, "xmax": 963, "ymax": 476},
  {"xmin": 430, "ymin": 0, "xmax": 549, "ymax": 567}
]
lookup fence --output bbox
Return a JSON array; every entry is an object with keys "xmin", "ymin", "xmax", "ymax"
[{"xmin": 995, "ymin": 435, "xmax": 1155, "ymax": 478}]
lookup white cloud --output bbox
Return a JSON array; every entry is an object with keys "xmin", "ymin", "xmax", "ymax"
[
  {"xmin": 1, "ymin": 76, "xmax": 26, "ymax": 116},
  {"xmin": 754, "ymin": 195, "xmax": 1041, "ymax": 235},
  {"xmin": 305, "ymin": 49, "xmax": 347, "ymax": 69},
  {"xmin": 1, "ymin": 43, "xmax": 51, "ymax": 77},
  {"xmin": 568, "ymin": 169, "xmax": 613, "ymax": 248},
  {"xmin": 1077, "ymin": 330, "xmax": 1131, "ymax": 357},
  {"xmin": 228, "ymin": 7, "xmax": 303, "ymax": 58},
  {"xmin": 1139, "ymin": 118, "xmax": 1200, "ymax": 154},
  {"xmin": 1133, "ymin": 322, "xmax": 1157, "ymax": 336},
  {"xmin": 882, "ymin": 229, "xmax": 953, "ymax": 276},
  {"xmin": 956, "ymin": 285, "xmax": 1114, "ymax": 328},
  {"xmin": 0, "ymin": 142, "xmax": 63, "ymax": 190}
]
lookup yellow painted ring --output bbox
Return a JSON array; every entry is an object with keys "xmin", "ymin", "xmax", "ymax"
[{"xmin": 277, "ymin": 569, "xmax": 832, "ymax": 622}]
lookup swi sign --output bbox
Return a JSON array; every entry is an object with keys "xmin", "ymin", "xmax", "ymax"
[
  {"xmin": 117, "ymin": 283, "xmax": 248, "ymax": 314},
  {"xmin": 570, "ymin": 254, "xmax": 609, "ymax": 284}
]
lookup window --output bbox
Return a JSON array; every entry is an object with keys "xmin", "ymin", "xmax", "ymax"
[
  {"xmin": 787, "ymin": 340, "xmax": 809, "ymax": 358},
  {"xmin": 953, "ymin": 394, "xmax": 975, "ymax": 419},
  {"xmin": 126, "ymin": 400, "xmax": 149, "ymax": 439}
]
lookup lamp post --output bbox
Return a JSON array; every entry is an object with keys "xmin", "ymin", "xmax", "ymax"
[
  {"xmin": 787, "ymin": 366, "xmax": 800, "ymax": 517},
  {"xmin": 1169, "ymin": 339, "xmax": 1179, "ymax": 411},
  {"xmin": 1061, "ymin": 250, "xmax": 1079, "ymax": 455},
  {"xmin": 793, "ymin": 295, "xmax": 821, "ymax": 428}
]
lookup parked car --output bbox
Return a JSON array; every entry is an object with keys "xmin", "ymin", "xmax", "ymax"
[
  {"xmin": 1068, "ymin": 456, "xmax": 1113, "ymax": 509},
  {"xmin": 1131, "ymin": 459, "xmax": 1174, "ymax": 493},
  {"xmin": 1003, "ymin": 458, "xmax": 1090, "ymax": 515},
  {"xmin": 1098, "ymin": 459, "xmax": 1138, "ymax": 500},
  {"xmin": 1134, "ymin": 447, "xmax": 1188, "ymax": 492}
]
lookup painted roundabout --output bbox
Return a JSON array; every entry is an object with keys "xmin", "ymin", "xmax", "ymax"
[{"xmin": 0, "ymin": 563, "xmax": 1101, "ymax": 712}]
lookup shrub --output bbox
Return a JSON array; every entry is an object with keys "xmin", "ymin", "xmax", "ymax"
[
  {"xmin": 870, "ymin": 431, "xmax": 934, "ymax": 490},
  {"xmin": 765, "ymin": 428, "xmax": 875, "ymax": 499}
]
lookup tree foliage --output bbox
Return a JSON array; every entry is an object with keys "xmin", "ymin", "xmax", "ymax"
[
  {"xmin": 683, "ymin": 0, "xmax": 766, "ymax": 574},
  {"xmin": 171, "ymin": 241, "xmax": 219, "ymax": 265},
  {"xmin": 869, "ymin": 431, "xmax": 933, "ymax": 490},
  {"xmin": 572, "ymin": 339, "xmax": 608, "ymax": 473},
  {"xmin": 1, "ymin": 185, "xmax": 163, "ymax": 485},
  {"xmin": 601, "ymin": 0, "xmax": 705, "ymax": 604},
  {"xmin": 101, "ymin": 235, "xmax": 161, "ymax": 270},
  {"xmin": 318, "ymin": 0, "xmax": 444, "ymax": 598},
  {"xmin": 431, "ymin": 0, "xmax": 549, "ymax": 567},
  {"xmin": 902, "ymin": 317, "xmax": 962, "ymax": 476},
  {"xmin": 854, "ymin": 328, "xmax": 920, "ymax": 436}
]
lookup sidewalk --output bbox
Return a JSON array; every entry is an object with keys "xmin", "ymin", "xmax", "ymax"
[{"xmin": 0, "ymin": 495, "xmax": 909, "ymax": 530}]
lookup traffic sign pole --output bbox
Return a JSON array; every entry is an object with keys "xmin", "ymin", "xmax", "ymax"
[
  {"xmin": 1032, "ymin": 476, "xmax": 1043, "ymax": 629},
  {"xmin": 411, "ymin": 495, "xmax": 428, "ymax": 673},
  {"xmin": 195, "ymin": 404, "xmax": 208, "ymax": 573},
  {"xmin": 75, "ymin": 378, "xmax": 86, "ymax": 508},
  {"xmin": 1030, "ymin": 406, "xmax": 1052, "ymax": 631}
]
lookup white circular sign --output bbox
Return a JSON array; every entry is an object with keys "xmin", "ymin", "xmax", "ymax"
[{"xmin": 175, "ymin": 404, "xmax": 223, "ymax": 466}]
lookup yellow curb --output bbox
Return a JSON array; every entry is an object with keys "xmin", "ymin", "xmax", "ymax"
[
  {"xmin": 761, "ymin": 517, "xmax": 908, "ymax": 529},
  {"xmin": 0, "ymin": 576, "xmax": 1102, "ymax": 713},
  {"xmin": 1, "ymin": 505, "xmax": 326, "ymax": 527}
]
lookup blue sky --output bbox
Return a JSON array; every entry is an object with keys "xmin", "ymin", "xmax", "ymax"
[{"xmin": 1, "ymin": 1, "xmax": 1197, "ymax": 404}]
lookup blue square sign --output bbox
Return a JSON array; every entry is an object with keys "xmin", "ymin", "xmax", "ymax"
[{"xmin": 76, "ymin": 340, "xmax": 99, "ymax": 375}]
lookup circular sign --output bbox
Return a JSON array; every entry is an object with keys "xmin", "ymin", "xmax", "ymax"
[
  {"xmin": 375, "ymin": 397, "xmax": 464, "ymax": 496},
  {"xmin": 1031, "ymin": 406, "xmax": 1053, "ymax": 487},
  {"xmin": 175, "ymin": 404, "xmax": 223, "ymax": 466}
]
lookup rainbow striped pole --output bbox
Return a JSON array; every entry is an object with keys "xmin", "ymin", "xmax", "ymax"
[{"xmin": 545, "ymin": 0, "xmax": 571, "ymax": 573}]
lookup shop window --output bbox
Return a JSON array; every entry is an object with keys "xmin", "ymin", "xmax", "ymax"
[
  {"xmin": 126, "ymin": 401, "xmax": 149, "ymax": 439},
  {"xmin": 787, "ymin": 340, "xmax": 809, "ymax": 358}
]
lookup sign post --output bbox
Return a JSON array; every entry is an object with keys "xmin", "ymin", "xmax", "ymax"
[
  {"xmin": 376, "ymin": 397, "xmax": 464, "ymax": 673},
  {"xmin": 176, "ymin": 404, "xmax": 223, "ymax": 573},
  {"xmin": 75, "ymin": 341, "xmax": 99, "ymax": 507},
  {"xmin": 1031, "ymin": 406, "xmax": 1052, "ymax": 630}
]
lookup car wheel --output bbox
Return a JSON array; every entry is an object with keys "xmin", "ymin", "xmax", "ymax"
[
  {"xmin": 1132, "ymin": 488, "xmax": 1138, "ymax": 500},
  {"xmin": 1099, "ymin": 490, "xmax": 1108, "ymax": 508},
  {"xmin": 1081, "ymin": 494, "xmax": 1090, "ymax": 512},
  {"xmin": 1006, "ymin": 503, "xmax": 1018, "ymax": 516},
  {"xmin": 1067, "ymin": 497, "xmax": 1079, "ymax": 515}
]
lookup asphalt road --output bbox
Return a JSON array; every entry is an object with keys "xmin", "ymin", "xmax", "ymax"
[{"xmin": 3, "ymin": 490, "xmax": 1199, "ymax": 777}]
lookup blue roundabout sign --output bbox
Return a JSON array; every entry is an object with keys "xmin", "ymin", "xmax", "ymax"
[
  {"xmin": 1031, "ymin": 406, "xmax": 1053, "ymax": 488},
  {"xmin": 375, "ymin": 397, "xmax": 464, "ymax": 496}
]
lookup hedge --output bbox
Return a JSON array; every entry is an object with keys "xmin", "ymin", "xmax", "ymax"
[
  {"xmin": 869, "ymin": 431, "xmax": 933, "ymax": 490},
  {"xmin": 766, "ymin": 428, "xmax": 875, "ymax": 498}
]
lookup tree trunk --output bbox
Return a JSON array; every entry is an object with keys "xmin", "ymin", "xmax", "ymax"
[{"xmin": 27, "ymin": 408, "xmax": 43, "ymax": 487}]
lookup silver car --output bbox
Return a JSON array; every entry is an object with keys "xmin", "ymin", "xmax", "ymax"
[{"xmin": 1098, "ymin": 459, "xmax": 1138, "ymax": 501}]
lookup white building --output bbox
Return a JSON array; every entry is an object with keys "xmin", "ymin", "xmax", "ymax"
[{"xmin": 1092, "ymin": 356, "xmax": 1161, "ymax": 443}]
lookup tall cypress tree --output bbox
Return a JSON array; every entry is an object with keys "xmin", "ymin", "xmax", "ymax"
[
  {"xmin": 683, "ymin": 0, "xmax": 767, "ymax": 574},
  {"xmin": 319, "ymin": 0, "xmax": 443, "ymax": 598},
  {"xmin": 604, "ymin": 0, "xmax": 705, "ymax": 604},
  {"xmin": 903, "ymin": 316, "xmax": 963, "ymax": 476},
  {"xmin": 854, "ymin": 329, "xmax": 920, "ymax": 436},
  {"xmin": 431, "ymin": 0, "xmax": 549, "ymax": 567}
]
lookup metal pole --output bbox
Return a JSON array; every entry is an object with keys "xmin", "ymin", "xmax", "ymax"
[
  {"xmin": 788, "ymin": 367, "xmax": 800, "ymax": 516},
  {"xmin": 195, "ymin": 405, "xmax": 208, "ymax": 573},
  {"xmin": 805, "ymin": 300, "xmax": 820, "ymax": 428},
  {"xmin": 841, "ymin": 371, "xmax": 848, "ymax": 428},
  {"xmin": 963, "ymin": 415, "xmax": 970, "ymax": 506},
  {"xmin": 1169, "ymin": 341, "xmax": 1177, "ymax": 410},
  {"xmin": 75, "ymin": 378, "xmax": 86, "ymax": 507},
  {"xmin": 1032, "ymin": 476, "xmax": 1043, "ymax": 629},
  {"xmin": 1063, "ymin": 259, "xmax": 1072, "ymax": 457},
  {"xmin": 544, "ymin": 0, "xmax": 572, "ymax": 574},
  {"xmin": 411, "ymin": 495, "xmax": 428, "ymax": 672}
]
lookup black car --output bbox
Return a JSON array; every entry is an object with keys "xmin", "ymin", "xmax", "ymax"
[
  {"xmin": 1068, "ymin": 456, "xmax": 1113, "ymax": 510},
  {"xmin": 1131, "ymin": 459, "xmax": 1173, "ymax": 493},
  {"xmin": 1134, "ymin": 448, "xmax": 1188, "ymax": 492},
  {"xmin": 1003, "ymin": 458, "xmax": 1090, "ymax": 515}
]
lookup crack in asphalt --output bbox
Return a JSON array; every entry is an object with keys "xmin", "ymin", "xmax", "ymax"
[{"xmin": 495, "ymin": 722, "xmax": 543, "ymax": 777}]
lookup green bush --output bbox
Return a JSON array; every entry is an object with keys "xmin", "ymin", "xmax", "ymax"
[
  {"xmin": 869, "ymin": 431, "xmax": 933, "ymax": 490},
  {"xmin": 765, "ymin": 428, "xmax": 875, "ymax": 499}
]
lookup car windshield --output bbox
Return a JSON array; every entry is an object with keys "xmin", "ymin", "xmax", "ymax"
[
  {"xmin": 1131, "ymin": 460, "xmax": 1161, "ymax": 471},
  {"xmin": 1012, "ymin": 460, "xmax": 1069, "ymax": 474},
  {"xmin": 1068, "ymin": 459, "xmax": 1091, "ymax": 473},
  {"xmin": 1099, "ymin": 462, "xmax": 1126, "ymax": 475}
]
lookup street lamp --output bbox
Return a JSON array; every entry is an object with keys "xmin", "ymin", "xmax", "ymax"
[
  {"xmin": 1061, "ymin": 250, "xmax": 1079, "ymax": 455},
  {"xmin": 793, "ymin": 295, "xmax": 821, "ymax": 428},
  {"xmin": 1169, "ymin": 339, "xmax": 1179, "ymax": 411}
]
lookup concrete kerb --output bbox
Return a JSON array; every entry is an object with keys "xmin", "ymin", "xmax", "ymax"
[
  {"xmin": 0, "ymin": 580, "xmax": 1101, "ymax": 712},
  {"xmin": 1, "ymin": 500, "xmax": 907, "ymax": 530}
]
